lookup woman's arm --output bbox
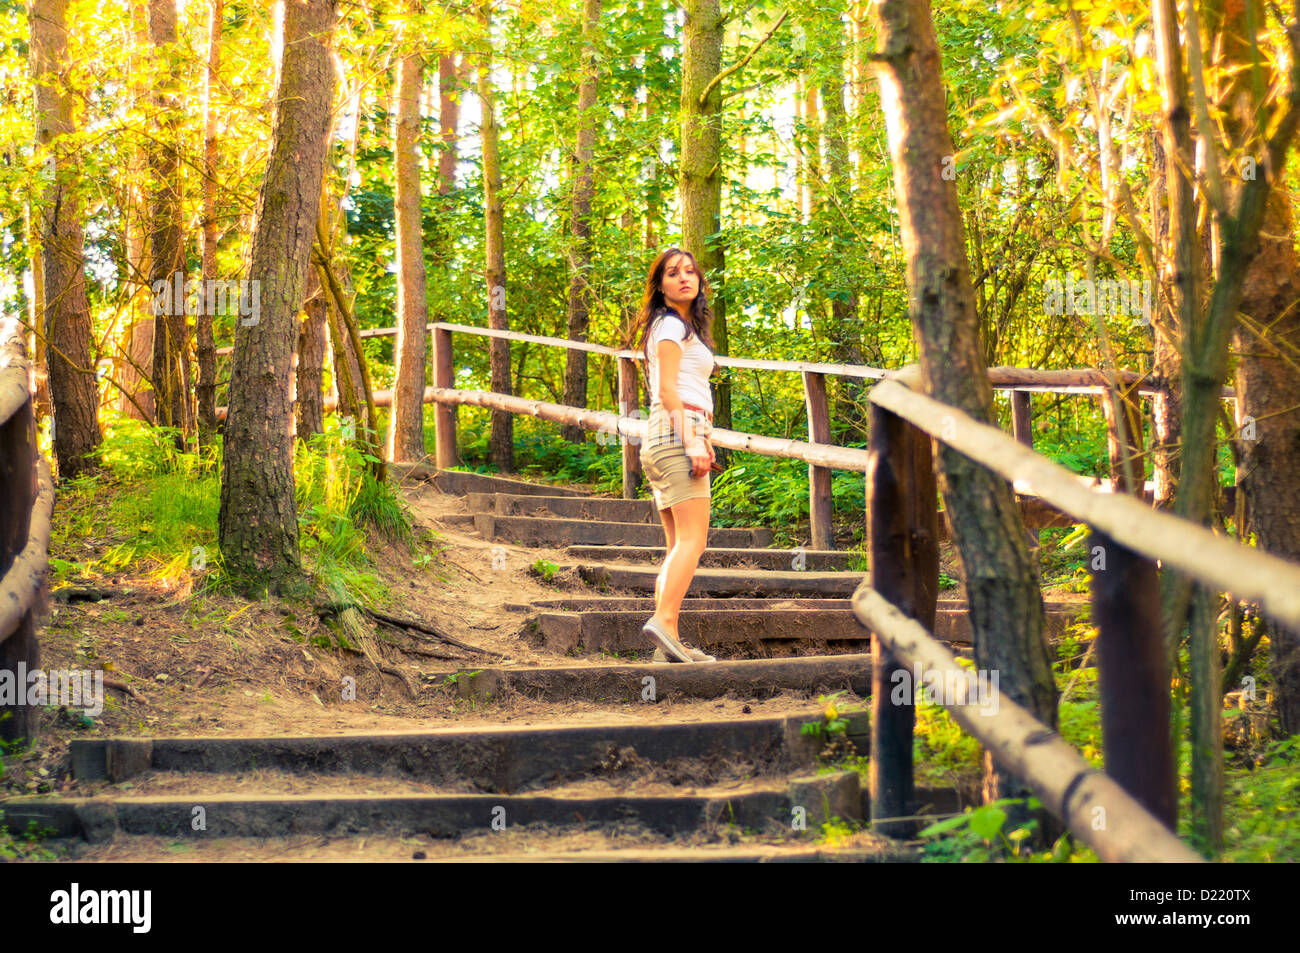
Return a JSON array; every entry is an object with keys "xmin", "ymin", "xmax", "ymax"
[
  {"xmin": 656, "ymin": 339, "xmax": 711, "ymax": 474},
  {"xmin": 655, "ymin": 339, "xmax": 696, "ymax": 442}
]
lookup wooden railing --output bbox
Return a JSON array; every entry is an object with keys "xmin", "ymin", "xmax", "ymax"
[
  {"xmin": 414, "ymin": 324, "xmax": 1289, "ymax": 860},
  {"xmin": 419, "ymin": 322, "xmax": 1189, "ymax": 542},
  {"xmin": 856, "ymin": 369, "xmax": 1300, "ymax": 862},
  {"xmin": 0, "ymin": 318, "xmax": 55, "ymax": 746}
]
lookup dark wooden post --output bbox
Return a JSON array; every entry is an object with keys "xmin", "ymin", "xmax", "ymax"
[
  {"xmin": 803, "ymin": 371, "xmax": 833, "ymax": 550},
  {"xmin": 1010, "ymin": 390, "xmax": 1039, "ymax": 553},
  {"xmin": 0, "ymin": 326, "xmax": 40, "ymax": 746},
  {"xmin": 1102, "ymin": 382, "xmax": 1144, "ymax": 495},
  {"xmin": 432, "ymin": 325, "xmax": 458, "ymax": 468},
  {"xmin": 1010, "ymin": 390, "xmax": 1033, "ymax": 448},
  {"xmin": 867, "ymin": 402, "xmax": 939, "ymax": 838},
  {"xmin": 1089, "ymin": 529, "xmax": 1178, "ymax": 829},
  {"xmin": 618, "ymin": 355, "xmax": 641, "ymax": 499}
]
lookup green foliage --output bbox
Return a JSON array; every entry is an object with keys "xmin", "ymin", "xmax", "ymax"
[
  {"xmin": 918, "ymin": 797, "xmax": 1097, "ymax": 863},
  {"xmin": 801, "ymin": 692, "xmax": 850, "ymax": 738},
  {"xmin": 55, "ymin": 414, "xmax": 417, "ymax": 618},
  {"xmin": 818, "ymin": 815, "xmax": 861, "ymax": 846},
  {"xmin": 530, "ymin": 558, "xmax": 559, "ymax": 582},
  {"xmin": 914, "ymin": 698, "xmax": 983, "ymax": 786},
  {"xmin": 442, "ymin": 670, "xmax": 482, "ymax": 687},
  {"xmin": 0, "ymin": 813, "xmax": 57, "ymax": 862},
  {"xmin": 1222, "ymin": 737, "xmax": 1300, "ymax": 862}
]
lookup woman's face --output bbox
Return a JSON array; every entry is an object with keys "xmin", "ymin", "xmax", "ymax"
[{"xmin": 661, "ymin": 254, "xmax": 699, "ymax": 308}]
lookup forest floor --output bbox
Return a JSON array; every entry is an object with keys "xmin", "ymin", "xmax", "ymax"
[
  {"xmin": 4, "ymin": 466, "xmax": 1293, "ymax": 863},
  {"xmin": 5, "ymin": 474, "xmax": 914, "ymax": 800}
]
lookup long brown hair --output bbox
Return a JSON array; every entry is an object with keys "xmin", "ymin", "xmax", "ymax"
[{"xmin": 630, "ymin": 248, "xmax": 717, "ymax": 364}]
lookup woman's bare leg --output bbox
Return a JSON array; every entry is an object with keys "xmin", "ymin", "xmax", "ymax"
[
  {"xmin": 650, "ymin": 495, "xmax": 710, "ymax": 640},
  {"xmin": 654, "ymin": 506, "xmax": 677, "ymax": 606}
]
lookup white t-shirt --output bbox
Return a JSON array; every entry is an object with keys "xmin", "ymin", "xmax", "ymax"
[{"xmin": 646, "ymin": 311, "xmax": 714, "ymax": 412}]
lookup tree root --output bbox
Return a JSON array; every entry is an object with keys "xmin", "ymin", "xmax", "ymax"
[{"xmin": 362, "ymin": 606, "xmax": 507, "ymax": 658}]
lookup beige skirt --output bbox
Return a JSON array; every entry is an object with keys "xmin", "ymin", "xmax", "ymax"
[{"xmin": 639, "ymin": 405, "xmax": 713, "ymax": 510}]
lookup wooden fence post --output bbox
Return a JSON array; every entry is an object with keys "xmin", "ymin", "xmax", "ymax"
[
  {"xmin": 1010, "ymin": 390, "xmax": 1039, "ymax": 553},
  {"xmin": 1089, "ymin": 529, "xmax": 1178, "ymax": 829},
  {"xmin": 867, "ymin": 402, "xmax": 939, "ymax": 838},
  {"xmin": 803, "ymin": 371, "xmax": 833, "ymax": 550},
  {"xmin": 0, "ymin": 326, "xmax": 40, "ymax": 746},
  {"xmin": 618, "ymin": 355, "xmax": 641, "ymax": 499},
  {"xmin": 432, "ymin": 325, "xmax": 458, "ymax": 468},
  {"xmin": 1102, "ymin": 382, "xmax": 1145, "ymax": 496},
  {"xmin": 1011, "ymin": 391, "xmax": 1033, "ymax": 448}
]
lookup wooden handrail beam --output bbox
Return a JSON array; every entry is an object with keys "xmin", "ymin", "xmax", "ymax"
[
  {"xmin": 211, "ymin": 320, "xmax": 1199, "ymax": 394},
  {"xmin": 0, "ymin": 323, "xmax": 32, "ymax": 429},
  {"xmin": 869, "ymin": 378, "xmax": 1300, "ymax": 631},
  {"xmin": 852, "ymin": 586, "xmax": 1204, "ymax": 863},
  {"xmin": 0, "ymin": 458, "xmax": 53, "ymax": 644}
]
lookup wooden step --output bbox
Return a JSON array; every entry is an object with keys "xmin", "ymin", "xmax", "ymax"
[
  {"xmin": 564, "ymin": 545, "xmax": 864, "ymax": 570},
  {"xmin": 432, "ymin": 654, "xmax": 875, "ymax": 703},
  {"xmin": 67, "ymin": 714, "xmax": 847, "ymax": 789},
  {"xmin": 576, "ymin": 563, "xmax": 862, "ymax": 598},
  {"xmin": 423, "ymin": 467, "xmax": 591, "ymax": 498},
  {"xmin": 474, "ymin": 514, "xmax": 773, "ymax": 548},
  {"xmin": 7, "ymin": 772, "xmax": 864, "ymax": 843}
]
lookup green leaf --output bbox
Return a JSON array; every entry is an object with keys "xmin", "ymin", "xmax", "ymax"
[
  {"xmin": 968, "ymin": 805, "xmax": 1008, "ymax": 841},
  {"xmin": 918, "ymin": 813, "xmax": 971, "ymax": 837}
]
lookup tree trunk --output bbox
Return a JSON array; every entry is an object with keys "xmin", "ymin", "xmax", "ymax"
[
  {"xmin": 680, "ymin": 0, "xmax": 730, "ymax": 454},
  {"xmin": 388, "ymin": 37, "xmax": 430, "ymax": 464},
  {"xmin": 1212, "ymin": 0, "xmax": 1300, "ymax": 736},
  {"xmin": 561, "ymin": 0, "xmax": 601, "ymax": 443},
  {"xmin": 147, "ymin": 0, "xmax": 190, "ymax": 439},
  {"xmin": 819, "ymin": 8, "xmax": 867, "ymax": 443},
  {"xmin": 872, "ymin": 0, "xmax": 1057, "ymax": 819},
  {"xmin": 437, "ymin": 54, "xmax": 463, "ymax": 198},
  {"xmin": 1148, "ymin": 135, "xmax": 1182, "ymax": 511},
  {"xmin": 115, "ymin": 0, "xmax": 153, "ymax": 424},
  {"xmin": 478, "ymin": 2, "xmax": 513, "ymax": 472},
  {"xmin": 296, "ymin": 265, "xmax": 327, "ymax": 440},
  {"xmin": 219, "ymin": 0, "xmax": 335, "ymax": 595},
  {"xmin": 198, "ymin": 0, "xmax": 224, "ymax": 441},
  {"xmin": 31, "ymin": 0, "xmax": 101, "ymax": 481},
  {"xmin": 24, "ymin": 201, "xmax": 51, "ymax": 421}
]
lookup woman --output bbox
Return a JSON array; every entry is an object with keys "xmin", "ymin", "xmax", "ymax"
[{"xmin": 632, "ymin": 248, "xmax": 719, "ymax": 664}]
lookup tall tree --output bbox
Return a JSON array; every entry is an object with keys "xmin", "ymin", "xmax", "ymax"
[
  {"xmin": 872, "ymin": 0, "xmax": 1057, "ymax": 815},
  {"xmin": 198, "ymin": 0, "xmax": 224, "ymax": 440},
  {"xmin": 817, "ymin": 4, "xmax": 867, "ymax": 441},
  {"xmin": 296, "ymin": 266, "xmax": 328, "ymax": 440},
  {"xmin": 30, "ymin": 0, "xmax": 101, "ymax": 480},
  {"xmin": 437, "ymin": 54, "xmax": 463, "ymax": 198},
  {"xmin": 147, "ymin": 0, "xmax": 190, "ymax": 438},
  {"xmin": 1211, "ymin": 0, "xmax": 1300, "ymax": 738},
  {"xmin": 1154, "ymin": 0, "xmax": 1300, "ymax": 851},
  {"xmin": 561, "ymin": 0, "xmax": 601, "ymax": 443},
  {"xmin": 388, "ymin": 22, "xmax": 430, "ymax": 464},
  {"xmin": 679, "ymin": 5, "xmax": 786, "ymax": 454},
  {"xmin": 679, "ymin": 0, "xmax": 727, "ymax": 433},
  {"xmin": 478, "ymin": 1, "xmax": 513, "ymax": 472},
  {"xmin": 219, "ymin": 0, "xmax": 336, "ymax": 594},
  {"xmin": 115, "ymin": 0, "xmax": 153, "ymax": 423}
]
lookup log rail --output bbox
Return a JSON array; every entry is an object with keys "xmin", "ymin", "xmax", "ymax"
[
  {"xmin": 859, "ymin": 370, "xmax": 1300, "ymax": 862},
  {"xmin": 410, "ymin": 324, "xmax": 1284, "ymax": 861},
  {"xmin": 0, "ymin": 317, "xmax": 54, "ymax": 745}
]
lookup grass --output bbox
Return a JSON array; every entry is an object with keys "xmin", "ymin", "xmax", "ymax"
[
  {"xmin": 57, "ymin": 413, "xmax": 416, "ymax": 616},
  {"xmin": 1221, "ymin": 736, "xmax": 1300, "ymax": 862}
]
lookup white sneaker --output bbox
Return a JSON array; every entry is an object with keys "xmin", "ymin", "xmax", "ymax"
[{"xmin": 642, "ymin": 617, "xmax": 695, "ymax": 663}]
